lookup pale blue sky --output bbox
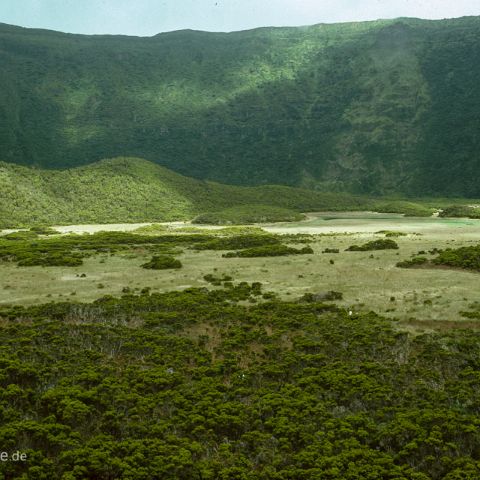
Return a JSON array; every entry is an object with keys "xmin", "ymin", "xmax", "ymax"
[{"xmin": 0, "ymin": 0, "xmax": 479, "ymax": 36}]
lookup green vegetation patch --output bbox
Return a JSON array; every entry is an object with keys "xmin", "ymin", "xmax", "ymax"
[
  {"xmin": 141, "ymin": 255, "xmax": 182, "ymax": 270},
  {"xmin": 1, "ymin": 284, "xmax": 480, "ymax": 478},
  {"xmin": 4, "ymin": 18, "xmax": 480, "ymax": 198},
  {"xmin": 29, "ymin": 226, "xmax": 58, "ymax": 235},
  {"xmin": 299, "ymin": 291, "xmax": 343, "ymax": 302},
  {"xmin": 0, "ymin": 231, "xmax": 206, "ymax": 267},
  {"xmin": 396, "ymin": 257, "xmax": 429, "ymax": 269},
  {"xmin": 373, "ymin": 202, "xmax": 435, "ymax": 217},
  {"xmin": 223, "ymin": 244, "xmax": 314, "ymax": 258},
  {"xmin": 346, "ymin": 239, "xmax": 399, "ymax": 251},
  {"xmin": 432, "ymin": 245, "xmax": 480, "ymax": 272},
  {"xmin": 193, "ymin": 205, "xmax": 306, "ymax": 225},
  {"xmin": 203, "ymin": 273, "xmax": 233, "ymax": 286},
  {"xmin": 439, "ymin": 205, "xmax": 480, "ymax": 219},
  {"xmin": 376, "ymin": 230, "xmax": 408, "ymax": 237},
  {"xmin": 193, "ymin": 233, "xmax": 280, "ymax": 251}
]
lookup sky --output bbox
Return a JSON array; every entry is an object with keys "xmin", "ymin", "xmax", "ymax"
[{"xmin": 0, "ymin": 0, "xmax": 479, "ymax": 36}]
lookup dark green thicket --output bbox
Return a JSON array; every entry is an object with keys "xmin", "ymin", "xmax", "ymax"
[
  {"xmin": 396, "ymin": 256, "xmax": 428, "ymax": 268},
  {"xmin": 346, "ymin": 239, "xmax": 399, "ymax": 251},
  {"xmin": 192, "ymin": 205, "xmax": 306, "ymax": 224},
  {"xmin": 433, "ymin": 245, "xmax": 480, "ymax": 271},
  {"xmin": 203, "ymin": 273, "xmax": 233, "ymax": 286},
  {"xmin": 193, "ymin": 233, "xmax": 281, "ymax": 251},
  {"xmin": 223, "ymin": 244, "xmax": 314, "ymax": 258},
  {"xmin": 141, "ymin": 255, "xmax": 182, "ymax": 270},
  {"xmin": 1, "ymin": 286, "xmax": 480, "ymax": 478},
  {"xmin": 376, "ymin": 230, "xmax": 408, "ymax": 237},
  {"xmin": 439, "ymin": 205, "xmax": 480, "ymax": 219},
  {"xmin": 299, "ymin": 291, "xmax": 343, "ymax": 302},
  {"xmin": 395, "ymin": 244, "xmax": 480, "ymax": 271},
  {"xmin": 2, "ymin": 18, "xmax": 480, "ymax": 196}
]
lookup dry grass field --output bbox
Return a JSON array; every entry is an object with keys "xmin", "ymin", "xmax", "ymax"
[{"xmin": 1, "ymin": 212, "xmax": 479, "ymax": 332}]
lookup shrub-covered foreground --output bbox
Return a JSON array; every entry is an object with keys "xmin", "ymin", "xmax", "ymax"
[{"xmin": 1, "ymin": 285, "xmax": 480, "ymax": 478}]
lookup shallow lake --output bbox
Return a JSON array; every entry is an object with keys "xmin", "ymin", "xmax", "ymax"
[{"xmin": 263, "ymin": 211, "xmax": 480, "ymax": 237}]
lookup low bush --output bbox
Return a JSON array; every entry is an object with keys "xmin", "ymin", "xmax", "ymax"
[
  {"xmin": 3, "ymin": 231, "xmax": 39, "ymax": 241},
  {"xmin": 346, "ymin": 239, "xmax": 399, "ymax": 251},
  {"xmin": 29, "ymin": 226, "xmax": 58, "ymax": 235},
  {"xmin": 223, "ymin": 244, "xmax": 314, "ymax": 258},
  {"xmin": 194, "ymin": 234, "xmax": 280, "ymax": 251},
  {"xmin": 299, "ymin": 291, "xmax": 343, "ymax": 302},
  {"xmin": 17, "ymin": 254, "xmax": 83, "ymax": 267},
  {"xmin": 396, "ymin": 257, "xmax": 428, "ymax": 268},
  {"xmin": 439, "ymin": 205, "xmax": 480, "ymax": 219},
  {"xmin": 376, "ymin": 230, "xmax": 408, "ymax": 237},
  {"xmin": 141, "ymin": 255, "xmax": 182, "ymax": 270},
  {"xmin": 203, "ymin": 274, "xmax": 233, "ymax": 285},
  {"xmin": 192, "ymin": 205, "xmax": 305, "ymax": 225},
  {"xmin": 432, "ymin": 245, "xmax": 480, "ymax": 271}
]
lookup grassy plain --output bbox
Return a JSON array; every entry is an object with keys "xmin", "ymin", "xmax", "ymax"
[{"xmin": 2, "ymin": 213, "xmax": 479, "ymax": 330}]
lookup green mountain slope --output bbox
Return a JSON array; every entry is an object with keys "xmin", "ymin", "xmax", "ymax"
[
  {"xmin": 0, "ymin": 157, "xmax": 400, "ymax": 228},
  {"xmin": 1, "ymin": 17, "xmax": 480, "ymax": 195}
]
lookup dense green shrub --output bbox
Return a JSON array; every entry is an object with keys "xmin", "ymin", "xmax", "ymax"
[
  {"xmin": 322, "ymin": 248, "xmax": 340, "ymax": 253},
  {"xmin": 3, "ymin": 231, "xmax": 39, "ymax": 241},
  {"xmin": 376, "ymin": 230, "xmax": 408, "ymax": 237},
  {"xmin": 346, "ymin": 239, "xmax": 399, "ymax": 251},
  {"xmin": 203, "ymin": 274, "xmax": 233, "ymax": 285},
  {"xmin": 223, "ymin": 244, "xmax": 314, "ymax": 258},
  {"xmin": 299, "ymin": 291, "xmax": 343, "ymax": 302},
  {"xmin": 17, "ymin": 254, "xmax": 83, "ymax": 267},
  {"xmin": 29, "ymin": 226, "xmax": 58, "ymax": 235},
  {"xmin": 439, "ymin": 205, "xmax": 480, "ymax": 218},
  {"xmin": 141, "ymin": 255, "xmax": 182, "ymax": 270},
  {"xmin": 432, "ymin": 245, "xmax": 480, "ymax": 271},
  {"xmin": 1, "ymin": 283, "xmax": 480, "ymax": 478},
  {"xmin": 396, "ymin": 257, "xmax": 428, "ymax": 268},
  {"xmin": 373, "ymin": 201, "xmax": 435, "ymax": 217},
  {"xmin": 194, "ymin": 234, "xmax": 280, "ymax": 251},
  {"xmin": 192, "ymin": 205, "xmax": 305, "ymax": 225}
]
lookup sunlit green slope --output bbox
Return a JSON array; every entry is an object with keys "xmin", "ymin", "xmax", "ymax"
[{"xmin": 0, "ymin": 157, "xmax": 394, "ymax": 227}]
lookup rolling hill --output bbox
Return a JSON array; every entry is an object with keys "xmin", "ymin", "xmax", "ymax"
[
  {"xmin": 1, "ymin": 156, "xmax": 406, "ymax": 228},
  {"xmin": 1, "ymin": 18, "xmax": 480, "ymax": 196}
]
